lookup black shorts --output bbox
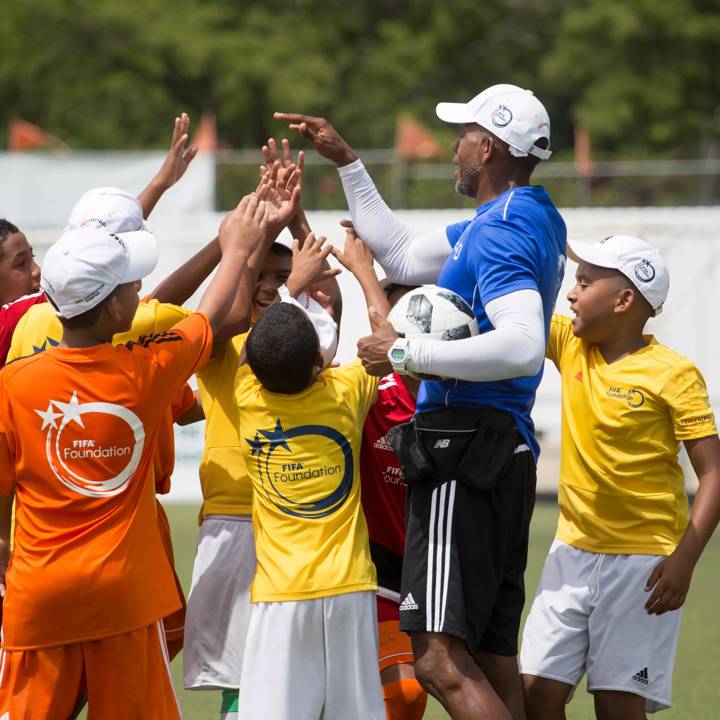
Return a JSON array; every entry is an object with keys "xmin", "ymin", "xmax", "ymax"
[{"xmin": 398, "ymin": 436, "xmax": 536, "ymax": 656}]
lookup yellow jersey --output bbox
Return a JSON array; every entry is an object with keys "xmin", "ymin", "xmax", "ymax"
[
  {"xmin": 196, "ymin": 335, "xmax": 253, "ymax": 517},
  {"xmin": 7, "ymin": 299, "xmax": 191, "ymax": 362},
  {"xmin": 235, "ymin": 358, "xmax": 379, "ymax": 602},
  {"xmin": 548, "ymin": 314, "xmax": 717, "ymax": 555}
]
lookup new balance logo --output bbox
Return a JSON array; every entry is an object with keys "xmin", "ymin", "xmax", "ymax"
[
  {"xmin": 373, "ymin": 434, "xmax": 394, "ymax": 452},
  {"xmin": 632, "ymin": 667, "xmax": 649, "ymax": 685},
  {"xmin": 399, "ymin": 593, "xmax": 419, "ymax": 611},
  {"xmin": 433, "ymin": 438, "xmax": 451, "ymax": 449}
]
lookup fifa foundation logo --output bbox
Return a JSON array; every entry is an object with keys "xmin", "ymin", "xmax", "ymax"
[
  {"xmin": 246, "ymin": 419, "xmax": 353, "ymax": 519},
  {"xmin": 35, "ymin": 391, "xmax": 144, "ymax": 498},
  {"xmin": 606, "ymin": 386, "xmax": 645, "ymax": 408}
]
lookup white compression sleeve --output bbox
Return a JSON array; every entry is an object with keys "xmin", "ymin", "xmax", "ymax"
[
  {"xmin": 406, "ymin": 289, "xmax": 545, "ymax": 382},
  {"xmin": 338, "ymin": 159, "xmax": 451, "ymax": 284}
]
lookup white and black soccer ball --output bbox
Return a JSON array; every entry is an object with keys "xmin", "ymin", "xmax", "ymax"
[{"xmin": 387, "ymin": 285, "xmax": 479, "ymax": 341}]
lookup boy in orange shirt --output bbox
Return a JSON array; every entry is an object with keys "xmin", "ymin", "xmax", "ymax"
[{"xmin": 0, "ymin": 194, "xmax": 267, "ymax": 719}]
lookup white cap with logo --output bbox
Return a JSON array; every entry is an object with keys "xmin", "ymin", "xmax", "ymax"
[
  {"xmin": 568, "ymin": 235, "xmax": 670, "ymax": 314},
  {"xmin": 66, "ymin": 187, "xmax": 148, "ymax": 234},
  {"xmin": 436, "ymin": 83, "xmax": 552, "ymax": 160},
  {"xmin": 41, "ymin": 227, "xmax": 158, "ymax": 319}
]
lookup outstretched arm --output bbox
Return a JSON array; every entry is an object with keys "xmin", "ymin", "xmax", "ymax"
[
  {"xmin": 331, "ymin": 229, "xmax": 390, "ymax": 322},
  {"xmin": 138, "ymin": 113, "xmax": 199, "ymax": 219},
  {"xmin": 274, "ymin": 113, "xmax": 450, "ymax": 283},
  {"xmin": 197, "ymin": 195, "xmax": 268, "ymax": 337},
  {"xmin": 146, "ymin": 237, "xmax": 220, "ymax": 306}
]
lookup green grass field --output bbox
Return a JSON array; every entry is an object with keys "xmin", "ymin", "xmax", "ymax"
[{"xmin": 163, "ymin": 501, "xmax": 720, "ymax": 719}]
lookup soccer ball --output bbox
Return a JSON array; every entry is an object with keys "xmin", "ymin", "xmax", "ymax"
[
  {"xmin": 387, "ymin": 285, "xmax": 478, "ymax": 380},
  {"xmin": 388, "ymin": 285, "xmax": 478, "ymax": 341}
]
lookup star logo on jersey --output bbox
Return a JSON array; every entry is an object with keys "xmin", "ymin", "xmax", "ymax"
[
  {"xmin": 245, "ymin": 419, "xmax": 353, "ymax": 519},
  {"xmin": 32, "ymin": 336, "xmax": 60, "ymax": 354},
  {"xmin": 36, "ymin": 391, "xmax": 145, "ymax": 498}
]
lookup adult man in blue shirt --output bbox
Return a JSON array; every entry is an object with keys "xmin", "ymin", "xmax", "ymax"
[{"xmin": 277, "ymin": 84, "xmax": 566, "ymax": 720}]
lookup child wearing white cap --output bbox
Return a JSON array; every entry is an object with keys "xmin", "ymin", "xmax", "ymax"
[
  {"xmin": 0, "ymin": 195, "xmax": 267, "ymax": 719},
  {"xmin": 520, "ymin": 236, "xmax": 720, "ymax": 718}
]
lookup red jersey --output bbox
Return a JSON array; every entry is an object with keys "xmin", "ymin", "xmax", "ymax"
[
  {"xmin": 360, "ymin": 373, "xmax": 415, "ymax": 607},
  {"xmin": 0, "ymin": 292, "xmax": 45, "ymax": 366}
]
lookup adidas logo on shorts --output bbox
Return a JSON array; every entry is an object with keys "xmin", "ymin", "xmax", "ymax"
[
  {"xmin": 373, "ymin": 434, "xmax": 394, "ymax": 452},
  {"xmin": 632, "ymin": 667, "xmax": 649, "ymax": 685},
  {"xmin": 399, "ymin": 593, "xmax": 419, "ymax": 611}
]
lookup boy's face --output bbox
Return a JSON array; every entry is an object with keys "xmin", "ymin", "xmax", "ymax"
[
  {"xmin": 567, "ymin": 262, "xmax": 631, "ymax": 342},
  {"xmin": 252, "ymin": 249, "xmax": 291, "ymax": 322},
  {"xmin": 108, "ymin": 281, "xmax": 141, "ymax": 334},
  {"xmin": 0, "ymin": 231, "xmax": 41, "ymax": 306}
]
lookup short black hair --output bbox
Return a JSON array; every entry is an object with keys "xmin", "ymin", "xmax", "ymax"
[
  {"xmin": 51, "ymin": 286, "xmax": 118, "ymax": 330},
  {"xmin": 269, "ymin": 243, "xmax": 292, "ymax": 258},
  {"xmin": 0, "ymin": 219, "xmax": 20, "ymax": 259},
  {"xmin": 246, "ymin": 303, "xmax": 319, "ymax": 394}
]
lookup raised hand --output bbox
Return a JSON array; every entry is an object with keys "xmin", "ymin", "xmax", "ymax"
[
  {"xmin": 273, "ymin": 113, "xmax": 358, "ymax": 167},
  {"xmin": 154, "ymin": 113, "xmax": 199, "ymax": 190},
  {"xmin": 219, "ymin": 194, "xmax": 269, "ymax": 256},
  {"xmin": 255, "ymin": 146, "xmax": 303, "ymax": 234},
  {"xmin": 357, "ymin": 309, "xmax": 398, "ymax": 376},
  {"xmin": 286, "ymin": 233, "xmax": 341, "ymax": 298},
  {"xmin": 331, "ymin": 226, "xmax": 375, "ymax": 280}
]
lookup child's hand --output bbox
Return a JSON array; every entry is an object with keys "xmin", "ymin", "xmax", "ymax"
[
  {"xmin": 218, "ymin": 194, "xmax": 269, "ymax": 255},
  {"xmin": 331, "ymin": 226, "xmax": 375, "ymax": 280},
  {"xmin": 286, "ymin": 233, "xmax": 341, "ymax": 298},
  {"xmin": 644, "ymin": 551, "xmax": 694, "ymax": 615}
]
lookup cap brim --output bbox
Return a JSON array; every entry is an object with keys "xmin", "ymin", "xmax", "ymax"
[
  {"xmin": 566, "ymin": 239, "xmax": 620, "ymax": 270},
  {"xmin": 118, "ymin": 230, "xmax": 159, "ymax": 283},
  {"xmin": 436, "ymin": 102, "xmax": 477, "ymax": 124}
]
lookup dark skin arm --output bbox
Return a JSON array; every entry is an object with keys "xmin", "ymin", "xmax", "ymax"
[
  {"xmin": 176, "ymin": 393, "xmax": 205, "ymax": 425},
  {"xmin": 331, "ymin": 229, "xmax": 390, "ymax": 318},
  {"xmin": 147, "ymin": 236, "xmax": 220, "ymax": 306},
  {"xmin": 137, "ymin": 113, "xmax": 199, "ymax": 219},
  {"xmin": 645, "ymin": 434, "xmax": 720, "ymax": 615},
  {"xmin": 197, "ymin": 195, "xmax": 268, "ymax": 337}
]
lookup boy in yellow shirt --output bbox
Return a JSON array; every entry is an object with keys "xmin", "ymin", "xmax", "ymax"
[
  {"xmin": 231, "ymin": 232, "xmax": 384, "ymax": 720},
  {"xmin": 521, "ymin": 236, "xmax": 720, "ymax": 718}
]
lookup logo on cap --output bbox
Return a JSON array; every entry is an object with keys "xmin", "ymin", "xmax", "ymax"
[
  {"xmin": 492, "ymin": 105, "xmax": 513, "ymax": 128},
  {"xmin": 634, "ymin": 259, "xmax": 655, "ymax": 283}
]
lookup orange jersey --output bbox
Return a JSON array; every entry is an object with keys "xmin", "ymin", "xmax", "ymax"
[{"xmin": 0, "ymin": 314, "xmax": 212, "ymax": 650}]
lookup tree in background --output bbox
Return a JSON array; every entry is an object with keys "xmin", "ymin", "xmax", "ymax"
[{"xmin": 1, "ymin": 0, "xmax": 719, "ymax": 160}]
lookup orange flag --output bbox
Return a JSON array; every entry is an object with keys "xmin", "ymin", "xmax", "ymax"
[
  {"xmin": 395, "ymin": 116, "xmax": 441, "ymax": 160},
  {"xmin": 574, "ymin": 124, "xmax": 593, "ymax": 176},
  {"xmin": 192, "ymin": 112, "xmax": 218, "ymax": 152},
  {"xmin": 8, "ymin": 119, "xmax": 68, "ymax": 152}
]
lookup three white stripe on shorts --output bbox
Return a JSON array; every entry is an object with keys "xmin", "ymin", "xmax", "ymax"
[{"xmin": 426, "ymin": 480, "xmax": 457, "ymax": 632}]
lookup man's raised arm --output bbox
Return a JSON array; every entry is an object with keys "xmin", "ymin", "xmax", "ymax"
[{"xmin": 274, "ymin": 112, "xmax": 450, "ymax": 284}]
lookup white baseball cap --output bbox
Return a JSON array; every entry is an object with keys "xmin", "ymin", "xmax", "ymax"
[
  {"xmin": 66, "ymin": 187, "xmax": 148, "ymax": 234},
  {"xmin": 568, "ymin": 235, "xmax": 669, "ymax": 314},
  {"xmin": 436, "ymin": 84, "xmax": 552, "ymax": 160},
  {"xmin": 41, "ymin": 227, "xmax": 158, "ymax": 319}
]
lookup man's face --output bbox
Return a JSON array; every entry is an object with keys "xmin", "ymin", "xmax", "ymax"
[
  {"xmin": 252, "ymin": 248, "xmax": 292, "ymax": 322},
  {"xmin": 0, "ymin": 231, "xmax": 41, "ymax": 306},
  {"xmin": 451, "ymin": 123, "xmax": 491, "ymax": 199},
  {"xmin": 567, "ymin": 262, "xmax": 630, "ymax": 342}
]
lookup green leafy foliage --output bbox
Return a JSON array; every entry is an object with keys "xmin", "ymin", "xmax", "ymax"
[{"xmin": 1, "ymin": 0, "xmax": 719, "ymax": 159}]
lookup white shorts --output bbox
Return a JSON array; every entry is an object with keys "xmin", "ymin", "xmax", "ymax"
[
  {"xmin": 520, "ymin": 539, "xmax": 681, "ymax": 713},
  {"xmin": 183, "ymin": 515, "xmax": 256, "ymax": 690},
  {"xmin": 237, "ymin": 591, "xmax": 385, "ymax": 720}
]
